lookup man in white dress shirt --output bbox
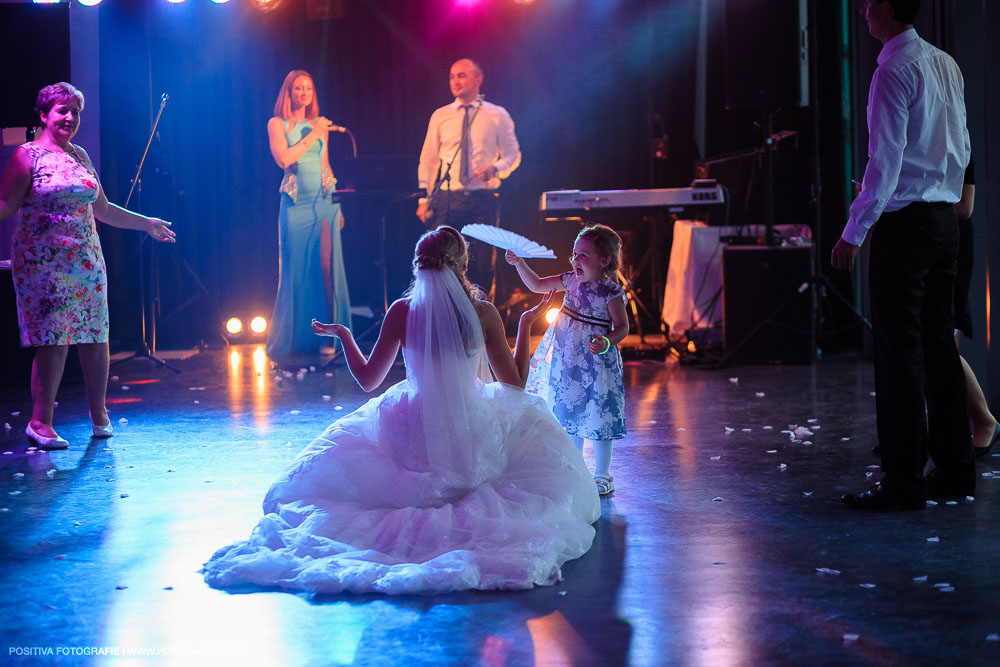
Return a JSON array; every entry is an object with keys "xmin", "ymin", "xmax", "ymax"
[
  {"xmin": 833, "ymin": 0, "xmax": 972, "ymax": 510},
  {"xmin": 416, "ymin": 59, "xmax": 521, "ymax": 296}
]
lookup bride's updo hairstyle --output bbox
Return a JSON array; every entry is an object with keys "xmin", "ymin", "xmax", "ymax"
[{"xmin": 412, "ymin": 226, "xmax": 484, "ymax": 301}]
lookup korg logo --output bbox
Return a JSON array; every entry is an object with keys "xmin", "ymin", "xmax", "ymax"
[{"xmin": 692, "ymin": 191, "xmax": 719, "ymax": 201}]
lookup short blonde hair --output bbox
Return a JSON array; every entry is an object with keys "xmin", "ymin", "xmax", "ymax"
[{"xmin": 576, "ymin": 224, "xmax": 623, "ymax": 278}]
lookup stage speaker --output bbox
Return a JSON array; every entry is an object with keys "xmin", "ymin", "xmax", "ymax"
[
  {"xmin": 724, "ymin": 0, "xmax": 809, "ymax": 110},
  {"xmin": 722, "ymin": 245, "xmax": 813, "ymax": 364}
]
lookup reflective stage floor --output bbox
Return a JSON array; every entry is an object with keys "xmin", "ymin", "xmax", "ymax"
[{"xmin": 1, "ymin": 346, "xmax": 999, "ymax": 666}]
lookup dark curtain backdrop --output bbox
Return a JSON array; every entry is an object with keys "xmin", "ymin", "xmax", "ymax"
[{"xmin": 92, "ymin": 0, "xmax": 725, "ymax": 348}]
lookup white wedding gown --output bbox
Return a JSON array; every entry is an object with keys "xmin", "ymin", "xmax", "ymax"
[{"xmin": 203, "ymin": 269, "xmax": 601, "ymax": 594}]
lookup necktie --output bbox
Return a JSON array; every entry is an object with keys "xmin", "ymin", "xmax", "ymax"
[{"xmin": 459, "ymin": 104, "xmax": 472, "ymax": 185}]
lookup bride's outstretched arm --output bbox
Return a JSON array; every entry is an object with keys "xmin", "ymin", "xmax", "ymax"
[
  {"xmin": 513, "ymin": 290, "xmax": 554, "ymax": 383},
  {"xmin": 312, "ymin": 299, "xmax": 407, "ymax": 392},
  {"xmin": 482, "ymin": 291, "xmax": 553, "ymax": 388}
]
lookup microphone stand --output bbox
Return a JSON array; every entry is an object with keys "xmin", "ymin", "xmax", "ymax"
[
  {"xmin": 427, "ymin": 94, "xmax": 485, "ymax": 227},
  {"xmin": 112, "ymin": 93, "xmax": 179, "ymax": 373}
]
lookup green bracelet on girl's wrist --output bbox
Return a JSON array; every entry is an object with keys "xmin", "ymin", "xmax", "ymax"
[{"xmin": 595, "ymin": 335, "xmax": 611, "ymax": 354}]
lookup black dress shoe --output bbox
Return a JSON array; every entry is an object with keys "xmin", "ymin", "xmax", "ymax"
[
  {"xmin": 926, "ymin": 470, "xmax": 975, "ymax": 498},
  {"xmin": 841, "ymin": 483, "xmax": 925, "ymax": 511}
]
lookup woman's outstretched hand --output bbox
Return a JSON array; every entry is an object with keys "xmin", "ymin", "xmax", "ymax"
[
  {"xmin": 312, "ymin": 319, "xmax": 348, "ymax": 338},
  {"xmin": 147, "ymin": 219, "xmax": 176, "ymax": 243},
  {"xmin": 521, "ymin": 290, "xmax": 554, "ymax": 325}
]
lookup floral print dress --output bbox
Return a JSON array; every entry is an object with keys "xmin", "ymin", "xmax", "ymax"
[
  {"xmin": 12, "ymin": 142, "xmax": 107, "ymax": 346},
  {"xmin": 525, "ymin": 272, "xmax": 627, "ymax": 441}
]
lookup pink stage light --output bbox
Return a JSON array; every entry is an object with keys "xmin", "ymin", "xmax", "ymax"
[{"xmin": 455, "ymin": 0, "xmax": 484, "ymax": 7}]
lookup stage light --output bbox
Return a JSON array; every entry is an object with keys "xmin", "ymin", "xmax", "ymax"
[
  {"xmin": 31, "ymin": 0, "xmax": 60, "ymax": 4},
  {"xmin": 77, "ymin": 0, "xmax": 103, "ymax": 7},
  {"xmin": 687, "ymin": 340, "xmax": 697, "ymax": 353},
  {"xmin": 225, "ymin": 317, "xmax": 244, "ymax": 335},
  {"xmin": 249, "ymin": 316, "xmax": 268, "ymax": 334},
  {"xmin": 545, "ymin": 308, "xmax": 559, "ymax": 324},
  {"xmin": 165, "ymin": 0, "xmax": 186, "ymax": 4},
  {"xmin": 211, "ymin": 0, "xmax": 232, "ymax": 3},
  {"xmin": 249, "ymin": 0, "xmax": 286, "ymax": 12}
]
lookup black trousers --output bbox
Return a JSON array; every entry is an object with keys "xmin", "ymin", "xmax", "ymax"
[
  {"xmin": 428, "ymin": 190, "xmax": 501, "ymax": 299},
  {"xmin": 868, "ymin": 202, "xmax": 974, "ymax": 496}
]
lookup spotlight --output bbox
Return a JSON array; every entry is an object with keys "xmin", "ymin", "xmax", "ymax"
[
  {"xmin": 544, "ymin": 307, "xmax": 560, "ymax": 324},
  {"xmin": 165, "ymin": 0, "xmax": 186, "ymax": 4},
  {"xmin": 249, "ymin": 316, "xmax": 268, "ymax": 334},
  {"xmin": 225, "ymin": 317, "xmax": 244, "ymax": 335},
  {"xmin": 77, "ymin": 0, "xmax": 103, "ymax": 6},
  {"xmin": 211, "ymin": 0, "xmax": 232, "ymax": 3},
  {"xmin": 249, "ymin": 0, "xmax": 286, "ymax": 12}
]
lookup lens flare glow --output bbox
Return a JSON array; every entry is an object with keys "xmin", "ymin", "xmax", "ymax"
[
  {"xmin": 249, "ymin": 316, "xmax": 268, "ymax": 334},
  {"xmin": 77, "ymin": 0, "xmax": 104, "ymax": 7},
  {"xmin": 544, "ymin": 308, "xmax": 560, "ymax": 324},
  {"xmin": 225, "ymin": 318, "xmax": 244, "ymax": 335},
  {"xmin": 250, "ymin": 0, "xmax": 286, "ymax": 12}
]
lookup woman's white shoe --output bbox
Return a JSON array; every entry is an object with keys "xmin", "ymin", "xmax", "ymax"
[
  {"xmin": 26, "ymin": 423, "xmax": 69, "ymax": 450},
  {"xmin": 92, "ymin": 421, "xmax": 113, "ymax": 438}
]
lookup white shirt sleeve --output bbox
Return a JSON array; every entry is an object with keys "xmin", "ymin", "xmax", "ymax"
[
  {"xmin": 492, "ymin": 107, "xmax": 521, "ymax": 179},
  {"xmin": 418, "ymin": 109, "xmax": 444, "ymax": 195},
  {"xmin": 841, "ymin": 67, "xmax": 910, "ymax": 246}
]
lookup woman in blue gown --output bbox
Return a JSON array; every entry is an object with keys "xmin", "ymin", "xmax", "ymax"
[{"xmin": 266, "ymin": 70, "xmax": 351, "ymax": 362}]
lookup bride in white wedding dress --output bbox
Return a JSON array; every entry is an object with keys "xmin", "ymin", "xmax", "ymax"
[{"xmin": 203, "ymin": 226, "xmax": 601, "ymax": 594}]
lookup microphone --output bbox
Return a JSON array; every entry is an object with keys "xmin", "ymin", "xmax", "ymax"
[
  {"xmin": 475, "ymin": 94, "xmax": 485, "ymax": 104},
  {"xmin": 330, "ymin": 124, "xmax": 348, "ymax": 133}
]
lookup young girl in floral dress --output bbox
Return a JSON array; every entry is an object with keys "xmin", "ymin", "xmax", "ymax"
[{"xmin": 506, "ymin": 224, "xmax": 628, "ymax": 495}]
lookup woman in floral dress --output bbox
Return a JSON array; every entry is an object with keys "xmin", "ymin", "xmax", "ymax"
[{"xmin": 0, "ymin": 82, "xmax": 176, "ymax": 449}]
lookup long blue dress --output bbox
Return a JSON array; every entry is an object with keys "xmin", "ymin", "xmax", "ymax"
[{"xmin": 267, "ymin": 119, "xmax": 351, "ymax": 359}]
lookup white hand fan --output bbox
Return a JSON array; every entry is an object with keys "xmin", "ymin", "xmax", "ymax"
[{"xmin": 460, "ymin": 224, "xmax": 556, "ymax": 259}]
